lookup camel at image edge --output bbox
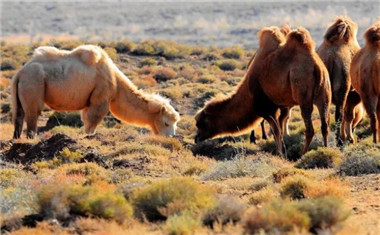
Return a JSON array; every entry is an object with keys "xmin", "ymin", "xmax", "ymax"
[
  {"xmin": 11, "ymin": 45, "xmax": 180, "ymax": 139},
  {"xmin": 317, "ymin": 16, "xmax": 363, "ymax": 144},
  {"xmin": 195, "ymin": 26, "xmax": 331, "ymax": 156},
  {"xmin": 350, "ymin": 19, "xmax": 380, "ymax": 143}
]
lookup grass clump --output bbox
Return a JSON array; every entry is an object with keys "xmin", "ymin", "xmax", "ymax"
[
  {"xmin": 46, "ymin": 111, "xmax": 83, "ymax": 129},
  {"xmin": 114, "ymin": 39, "xmax": 135, "ymax": 53},
  {"xmin": 132, "ymin": 177, "xmax": 215, "ymax": 221},
  {"xmin": 166, "ymin": 212, "xmax": 201, "ymax": 235},
  {"xmin": 244, "ymin": 196, "xmax": 349, "ymax": 234},
  {"xmin": 272, "ymin": 167, "xmax": 314, "ymax": 183},
  {"xmin": 139, "ymin": 58, "xmax": 157, "ymax": 67},
  {"xmin": 57, "ymin": 162, "xmax": 110, "ymax": 183},
  {"xmin": 296, "ymin": 147, "xmax": 342, "ymax": 169},
  {"xmin": 0, "ymin": 168, "xmax": 27, "ymax": 188},
  {"xmin": 280, "ymin": 176, "xmax": 310, "ymax": 200},
  {"xmin": 216, "ymin": 59, "xmax": 240, "ymax": 71},
  {"xmin": 222, "ymin": 46, "xmax": 244, "ymax": 59},
  {"xmin": 153, "ymin": 66, "xmax": 176, "ymax": 82},
  {"xmin": 37, "ymin": 181, "xmax": 132, "ymax": 223}
]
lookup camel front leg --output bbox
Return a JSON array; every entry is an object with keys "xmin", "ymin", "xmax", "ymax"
[
  {"xmin": 301, "ymin": 105, "xmax": 314, "ymax": 155},
  {"xmin": 279, "ymin": 107, "xmax": 291, "ymax": 135},
  {"xmin": 266, "ymin": 116, "xmax": 284, "ymax": 157},
  {"xmin": 362, "ymin": 95, "xmax": 378, "ymax": 143},
  {"xmin": 82, "ymin": 102, "xmax": 109, "ymax": 135}
]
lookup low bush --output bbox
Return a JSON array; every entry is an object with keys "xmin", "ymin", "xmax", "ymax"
[
  {"xmin": 296, "ymin": 147, "xmax": 342, "ymax": 169},
  {"xmin": 244, "ymin": 196, "xmax": 349, "ymax": 234},
  {"xmin": 222, "ymin": 46, "xmax": 244, "ymax": 59},
  {"xmin": 1, "ymin": 59, "xmax": 18, "ymax": 71},
  {"xmin": 153, "ymin": 66, "xmax": 176, "ymax": 82},
  {"xmin": 0, "ymin": 168, "xmax": 27, "ymax": 188},
  {"xmin": 272, "ymin": 167, "xmax": 314, "ymax": 183},
  {"xmin": 104, "ymin": 47, "xmax": 118, "ymax": 61},
  {"xmin": 139, "ymin": 58, "xmax": 157, "ymax": 67},
  {"xmin": 133, "ymin": 40, "xmax": 156, "ymax": 55},
  {"xmin": 37, "ymin": 181, "xmax": 133, "ymax": 222},
  {"xmin": 166, "ymin": 212, "xmax": 201, "ymax": 235},
  {"xmin": 216, "ymin": 59, "xmax": 240, "ymax": 71},
  {"xmin": 114, "ymin": 40, "xmax": 135, "ymax": 53},
  {"xmin": 132, "ymin": 177, "xmax": 215, "ymax": 221},
  {"xmin": 46, "ymin": 111, "xmax": 83, "ymax": 129},
  {"xmin": 57, "ymin": 162, "xmax": 110, "ymax": 183},
  {"xmin": 248, "ymin": 187, "xmax": 277, "ymax": 205}
]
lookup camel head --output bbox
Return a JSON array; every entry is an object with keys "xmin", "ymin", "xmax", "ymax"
[
  {"xmin": 258, "ymin": 26, "xmax": 286, "ymax": 51},
  {"xmin": 364, "ymin": 20, "xmax": 380, "ymax": 47},
  {"xmin": 286, "ymin": 27, "xmax": 315, "ymax": 52},
  {"xmin": 148, "ymin": 94, "xmax": 180, "ymax": 137},
  {"xmin": 324, "ymin": 16, "xmax": 358, "ymax": 44}
]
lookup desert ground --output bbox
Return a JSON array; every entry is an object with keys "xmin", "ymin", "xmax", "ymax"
[{"xmin": 1, "ymin": 1, "xmax": 380, "ymax": 235}]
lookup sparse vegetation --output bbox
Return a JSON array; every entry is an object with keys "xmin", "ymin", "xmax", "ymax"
[{"xmin": 296, "ymin": 147, "xmax": 342, "ymax": 169}]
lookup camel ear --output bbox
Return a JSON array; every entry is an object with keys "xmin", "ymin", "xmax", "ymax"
[
  {"xmin": 148, "ymin": 102, "xmax": 161, "ymax": 113},
  {"xmin": 280, "ymin": 24, "xmax": 291, "ymax": 36}
]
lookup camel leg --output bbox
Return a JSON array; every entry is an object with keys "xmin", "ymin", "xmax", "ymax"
[
  {"xmin": 261, "ymin": 121, "xmax": 267, "ymax": 140},
  {"xmin": 266, "ymin": 116, "xmax": 284, "ymax": 157},
  {"xmin": 249, "ymin": 130, "xmax": 256, "ymax": 144},
  {"xmin": 83, "ymin": 102, "xmax": 109, "ymax": 135},
  {"xmin": 13, "ymin": 101, "xmax": 25, "ymax": 139},
  {"xmin": 335, "ymin": 101, "xmax": 345, "ymax": 146},
  {"xmin": 362, "ymin": 95, "xmax": 378, "ymax": 143},
  {"xmin": 279, "ymin": 107, "xmax": 291, "ymax": 135},
  {"xmin": 316, "ymin": 103, "xmax": 330, "ymax": 148},
  {"xmin": 300, "ymin": 105, "xmax": 314, "ymax": 155}
]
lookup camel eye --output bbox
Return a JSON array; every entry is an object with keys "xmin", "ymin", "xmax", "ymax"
[{"xmin": 164, "ymin": 122, "xmax": 169, "ymax": 127}]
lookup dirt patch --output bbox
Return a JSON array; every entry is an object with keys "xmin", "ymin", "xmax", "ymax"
[
  {"xmin": 345, "ymin": 174, "xmax": 380, "ymax": 234},
  {"xmin": 2, "ymin": 133, "xmax": 106, "ymax": 167},
  {"xmin": 113, "ymin": 155, "xmax": 154, "ymax": 172},
  {"xmin": 191, "ymin": 137, "xmax": 255, "ymax": 160}
]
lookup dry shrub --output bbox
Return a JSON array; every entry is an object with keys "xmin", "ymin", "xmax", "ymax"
[
  {"xmin": 46, "ymin": 111, "xmax": 83, "ymax": 129},
  {"xmin": 222, "ymin": 46, "xmax": 245, "ymax": 59},
  {"xmin": 132, "ymin": 40, "xmax": 156, "ymax": 55},
  {"xmin": 114, "ymin": 39, "xmax": 135, "ymax": 53},
  {"xmin": 132, "ymin": 177, "xmax": 215, "ymax": 221},
  {"xmin": 272, "ymin": 167, "xmax": 314, "ymax": 183},
  {"xmin": 56, "ymin": 162, "xmax": 110, "ymax": 183},
  {"xmin": 143, "ymin": 135, "xmax": 183, "ymax": 151},
  {"xmin": 216, "ymin": 59, "xmax": 241, "ymax": 71},
  {"xmin": 166, "ymin": 212, "xmax": 202, "ymax": 235},
  {"xmin": 191, "ymin": 46, "xmax": 207, "ymax": 56},
  {"xmin": 248, "ymin": 187, "xmax": 278, "ymax": 205},
  {"xmin": 138, "ymin": 57, "xmax": 157, "ymax": 67},
  {"xmin": 296, "ymin": 147, "xmax": 343, "ymax": 169},
  {"xmin": 244, "ymin": 196, "xmax": 349, "ymax": 234},
  {"xmin": 104, "ymin": 47, "xmax": 118, "ymax": 61},
  {"xmin": 153, "ymin": 66, "xmax": 177, "ymax": 82},
  {"xmin": 9, "ymin": 221, "xmax": 70, "ymax": 235},
  {"xmin": 1, "ymin": 59, "xmax": 18, "ymax": 71},
  {"xmin": 37, "ymin": 180, "xmax": 133, "ymax": 223},
  {"xmin": 0, "ymin": 168, "xmax": 27, "ymax": 188}
]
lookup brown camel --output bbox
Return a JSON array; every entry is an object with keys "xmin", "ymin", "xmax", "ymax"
[
  {"xmin": 12, "ymin": 45, "xmax": 180, "ymax": 139},
  {"xmin": 257, "ymin": 27, "xmax": 332, "ymax": 154},
  {"xmin": 317, "ymin": 16, "xmax": 360, "ymax": 144},
  {"xmin": 195, "ymin": 27, "xmax": 288, "ymax": 156},
  {"xmin": 350, "ymin": 20, "xmax": 380, "ymax": 143},
  {"xmin": 341, "ymin": 90, "xmax": 364, "ymax": 143}
]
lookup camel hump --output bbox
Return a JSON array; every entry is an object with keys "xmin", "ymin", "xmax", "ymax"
[
  {"xmin": 280, "ymin": 24, "xmax": 291, "ymax": 36},
  {"xmin": 71, "ymin": 45, "xmax": 103, "ymax": 65},
  {"xmin": 33, "ymin": 46, "xmax": 63, "ymax": 59},
  {"xmin": 286, "ymin": 27, "xmax": 315, "ymax": 51},
  {"xmin": 364, "ymin": 20, "xmax": 380, "ymax": 46},
  {"xmin": 324, "ymin": 16, "xmax": 357, "ymax": 43}
]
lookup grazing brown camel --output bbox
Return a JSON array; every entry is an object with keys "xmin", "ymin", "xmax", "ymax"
[
  {"xmin": 350, "ymin": 20, "xmax": 380, "ymax": 143},
  {"xmin": 341, "ymin": 90, "xmax": 364, "ymax": 143},
  {"xmin": 12, "ymin": 45, "xmax": 180, "ymax": 139},
  {"xmin": 257, "ymin": 27, "xmax": 332, "ymax": 154},
  {"xmin": 317, "ymin": 16, "xmax": 360, "ymax": 144},
  {"xmin": 195, "ymin": 27, "xmax": 288, "ymax": 156}
]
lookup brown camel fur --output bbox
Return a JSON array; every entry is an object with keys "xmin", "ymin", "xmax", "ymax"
[
  {"xmin": 350, "ymin": 20, "xmax": 380, "ymax": 143},
  {"xmin": 12, "ymin": 45, "xmax": 180, "ymax": 139},
  {"xmin": 195, "ymin": 27, "xmax": 287, "ymax": 156},
  {"xmin": 341, "ymin": 90, "xmax": 364, "ymax": 143},
  {"xmin": 257, "ymin": 27, "xmax": 332, "ymax": 154},
  {"xmin": 317, "ymin": 16, "xmax": 360, "ymax": 144}
]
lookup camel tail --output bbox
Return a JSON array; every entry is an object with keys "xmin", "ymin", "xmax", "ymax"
[{"xmin": 11, "ymin": 71, "xmax": 25, "ymax": 139}]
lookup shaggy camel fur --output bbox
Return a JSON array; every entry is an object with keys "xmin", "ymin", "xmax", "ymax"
[
  {"xmin": 341, "ymin": 90, "xmax": 364, "ymax": 143},
  {"xmin": 12, "ymin": 45, "xmax": 180, "ymax": 139},
  {"xmin": 257, "ymin": 27, "xmax": 331, "ymax": 154},
  {"xmin": 317, "ymin": 16, "xmax": 360, "ymax": 144},
  {"xmin": 350, "ymin": 20, "xmax": 380, "ymax": 143},
  {"xmin": 195, "ymin": 27, "xmax": 305, "ymax": 156}
]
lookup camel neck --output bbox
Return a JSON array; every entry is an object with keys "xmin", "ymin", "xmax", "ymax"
[{"xmin": 109, "ymin": 70, "xmax": 154, "ymax": 126}]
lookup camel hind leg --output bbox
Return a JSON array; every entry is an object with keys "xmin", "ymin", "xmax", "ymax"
[
  {"xmin": 13, "ymin": 94, "xmax": 25, "ymax": 139},
  {"xmin": 362, "ymin": 94, "xmax": 378, "ymax": 143},
  {"xmin": 343, "ymin": 91, "xmax": 362, "ymax": 143},
  {"xmin": 17, "ymin": 63, "xmax": 45, "ymax": 138}
]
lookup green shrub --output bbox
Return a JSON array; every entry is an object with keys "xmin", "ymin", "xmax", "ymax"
[
  {"xmin": 114, "ymin": 40, "xmax": 135, "ymax": 53},
  {"xmin": 59, "ymin": 147, "xmax": 83, "ymax": 162},
  {"xmin": 295, "ymin": 147, "xmax": 343, "ymax": 169},
  {"xmin": 0, "ymin": 168, "xmax": 27, "ymax": 188},
  {"xmin": 133, "ymin": 40, "xmax": 156, "ymax": 55},
  {"xmin": 216, "ymin": 59, "xmax": 240, "ymax": 71},
  {"xmin": 280, "ymin": 176, "xmax": 310, "ymax": 200},
  {"xmin": 37, "ymin": 181, "xmax": 133, "ymax": 223},
  {"xmin": 132, "ymin": 177, "xmax": 215, "ymax": 221},
  {"xmin": 166, "ymin": 212, "xmax": 201, "ymax": 235},
  {"xmin": 222, "ymin": 46, "xmax": 245, "ymax": 59},
  {"xmin": 139, "ymin": 58, "xmax": 157, "ymax": 67},
  {"xmin": 155, "ymin": 41, "xmax": 191, "ymax": 59}
]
